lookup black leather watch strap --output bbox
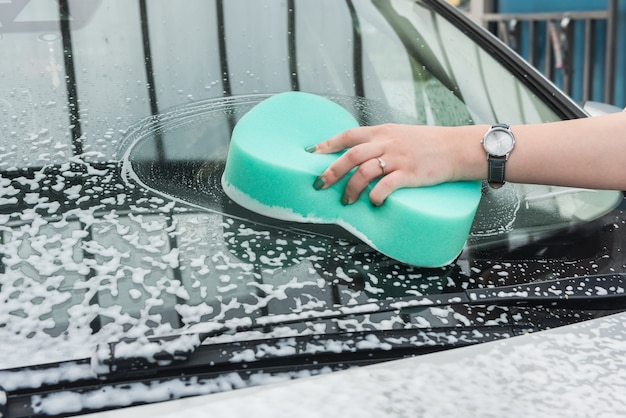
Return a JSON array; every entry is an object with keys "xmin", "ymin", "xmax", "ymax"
[
  {"xmin": 487, "ymin": 155, "xmax": 506, "ymax": 188},
  {"xmin": 483, "ymin": 123, "xmax": 514, "ymax": 189}
]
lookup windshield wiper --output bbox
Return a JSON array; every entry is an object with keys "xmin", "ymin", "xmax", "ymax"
[
  {"xmin": 92, "ymin": 272, "xmax": 626, "ymax": 379},
  {"xmin": 2, "ymin": 324, "xmax": 532, "ymax": 418}
]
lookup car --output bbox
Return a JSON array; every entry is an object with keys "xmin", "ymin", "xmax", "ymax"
[{"xmin": 1, "ymin": 0, "xmax": 624, "ymax": 417}]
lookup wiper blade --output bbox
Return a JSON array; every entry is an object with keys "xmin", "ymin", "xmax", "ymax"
[
  {"xmin": 92, "ymin": 273, "xmax": 626, "ymax": 378},
  {"xmin": 3, "ymin": 325, "xmax": 529, "ymax": 418}
]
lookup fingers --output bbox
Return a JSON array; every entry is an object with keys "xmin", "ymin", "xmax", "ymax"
[
  {"xmin": 320, "ymin": 142, "xmax": 382, "ymax": 190},
  {"xmin": 310, "ymin": 126, "xmax": 374, "ymax": 154},
  {"xmin": 309, "ymin": 124, "xmax": 407, "ymax": 206},
  {"xmin": 318, "ymin": 155, "xmax": 404, "ymax": 207},
  {"xmin": 341, "ymin": 157, "xmax": 387, "ymax": 205},
  {"xmin": 369, "ymin": 171, "xmax": 405, "ymax": 206}
]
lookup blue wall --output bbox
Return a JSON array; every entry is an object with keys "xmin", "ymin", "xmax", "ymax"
[{"xmin": 497, "ymin": 0, "xmax": 625, "ymax": 108}]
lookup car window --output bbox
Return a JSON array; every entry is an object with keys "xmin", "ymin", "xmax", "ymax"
[{"xmin": 0, "ymin": 0, "xmax": 623, "ymax": 387}]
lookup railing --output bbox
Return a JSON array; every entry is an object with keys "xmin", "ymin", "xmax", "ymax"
[{"xmin": 481, "ymin": 0, "xmax": 618, "ymax": 105}]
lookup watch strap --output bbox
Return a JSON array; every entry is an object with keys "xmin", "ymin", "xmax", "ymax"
[{"xmin": 487, "ymin": 155, "xmax": 506, "ymax": 188}]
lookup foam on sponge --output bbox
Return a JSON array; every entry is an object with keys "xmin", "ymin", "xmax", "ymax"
[{"xmin": 222, "ymin": 92, "xmax": 481, "ymax": 267}]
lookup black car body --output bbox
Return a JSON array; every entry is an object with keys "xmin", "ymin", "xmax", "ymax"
[{"xmin": 1, "ymin": 0, "xmax": 624, "ymax": 416}]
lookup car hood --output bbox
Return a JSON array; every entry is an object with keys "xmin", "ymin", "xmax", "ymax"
[{"xmin": 84, "ymin": 310, "xmax": 626, "ymax": 418}]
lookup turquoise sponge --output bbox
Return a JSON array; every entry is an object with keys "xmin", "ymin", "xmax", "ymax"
[{"xmin": 222, "ymin": 92, "xmax": 481, "ymax": 267}]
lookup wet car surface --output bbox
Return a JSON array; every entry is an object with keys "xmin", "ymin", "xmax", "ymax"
[{"xmin": 1, "ymin": 0, "xmax": 625, "ymax": 416}]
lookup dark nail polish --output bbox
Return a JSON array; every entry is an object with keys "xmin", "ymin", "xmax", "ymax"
[
  {"xmin": 313, "ymin": 176, "xmax": 325, "ymax": 190},
  {"xmin": 305, "ymin": 145, "xmax": 317, "ymax": 153},
  {"xmin": 341, "ymin": 195, "xmax": 351, "ymax": 206}
]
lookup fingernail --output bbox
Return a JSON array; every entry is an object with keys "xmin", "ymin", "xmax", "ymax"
[
  {"xmin": 305, "ymin": 145, "xmax": 317, "ymax": 153},
  {"xmin": 341, "ymin": 195, "xmax": 351, "ymax": 206},
  {"xmin": 313, "ymin": 176, "xmax": 325, "ymax": 190}
]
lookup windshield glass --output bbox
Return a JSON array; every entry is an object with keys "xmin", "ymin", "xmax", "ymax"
[{"xmin": 1, "ymin": 0, "xmax": 624, "ymax": 373}]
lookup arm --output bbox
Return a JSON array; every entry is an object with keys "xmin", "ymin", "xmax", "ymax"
[{"xmin": 309, "ymin": 111, "xmax": 626, "ymax": 206}]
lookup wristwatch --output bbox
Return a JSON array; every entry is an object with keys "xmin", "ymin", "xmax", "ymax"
[{"xmin": 482, "ymin": 123, "xmax": 515, "ymax": 188}]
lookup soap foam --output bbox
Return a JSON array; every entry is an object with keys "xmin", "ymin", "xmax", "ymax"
[{"xmin": 222, "ymin": 178, "xmax": 379, "ymax": 250}]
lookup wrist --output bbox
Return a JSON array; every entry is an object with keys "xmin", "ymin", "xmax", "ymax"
[{"xmin": 450, "ymin": 125, "xmax": 490, "ymax": 182}]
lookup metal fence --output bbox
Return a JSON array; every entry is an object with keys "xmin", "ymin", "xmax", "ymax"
[{"xmin": 481, "ymin": 0, "xmax": 618, "ymax": 105}]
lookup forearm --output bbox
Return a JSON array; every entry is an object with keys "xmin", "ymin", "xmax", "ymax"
[{"xmin": 455, "ymin": 112, "xmax": 626, "ymax": 190}]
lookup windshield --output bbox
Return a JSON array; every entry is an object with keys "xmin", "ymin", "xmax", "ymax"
[{"xmin": 1, "ymin": 0, "xmax": 623, "ymax": 377}]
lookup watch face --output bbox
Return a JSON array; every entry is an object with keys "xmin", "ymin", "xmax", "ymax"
[{"xmin": 483, "ymin": 127, "xmax": 514, "ymax": 157}]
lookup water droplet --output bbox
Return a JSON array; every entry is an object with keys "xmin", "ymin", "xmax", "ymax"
[{"xmin": 38, "ymin": 33, "xmax": 60, "ymax": 43}]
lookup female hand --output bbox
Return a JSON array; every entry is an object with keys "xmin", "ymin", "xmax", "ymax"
[{"xmin": 308, "ymin": 123, "xmax": 486, "ymax": 206}]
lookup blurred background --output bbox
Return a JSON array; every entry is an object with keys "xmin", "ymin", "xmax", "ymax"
[{"xmin": 450, "ymin": 0, "xmax": 626, "ymax": 109}]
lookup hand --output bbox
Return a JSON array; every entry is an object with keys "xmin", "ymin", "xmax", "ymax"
[{"xmin": 309, "ymin": 123, "xmax": 484, "ymax": 206}]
